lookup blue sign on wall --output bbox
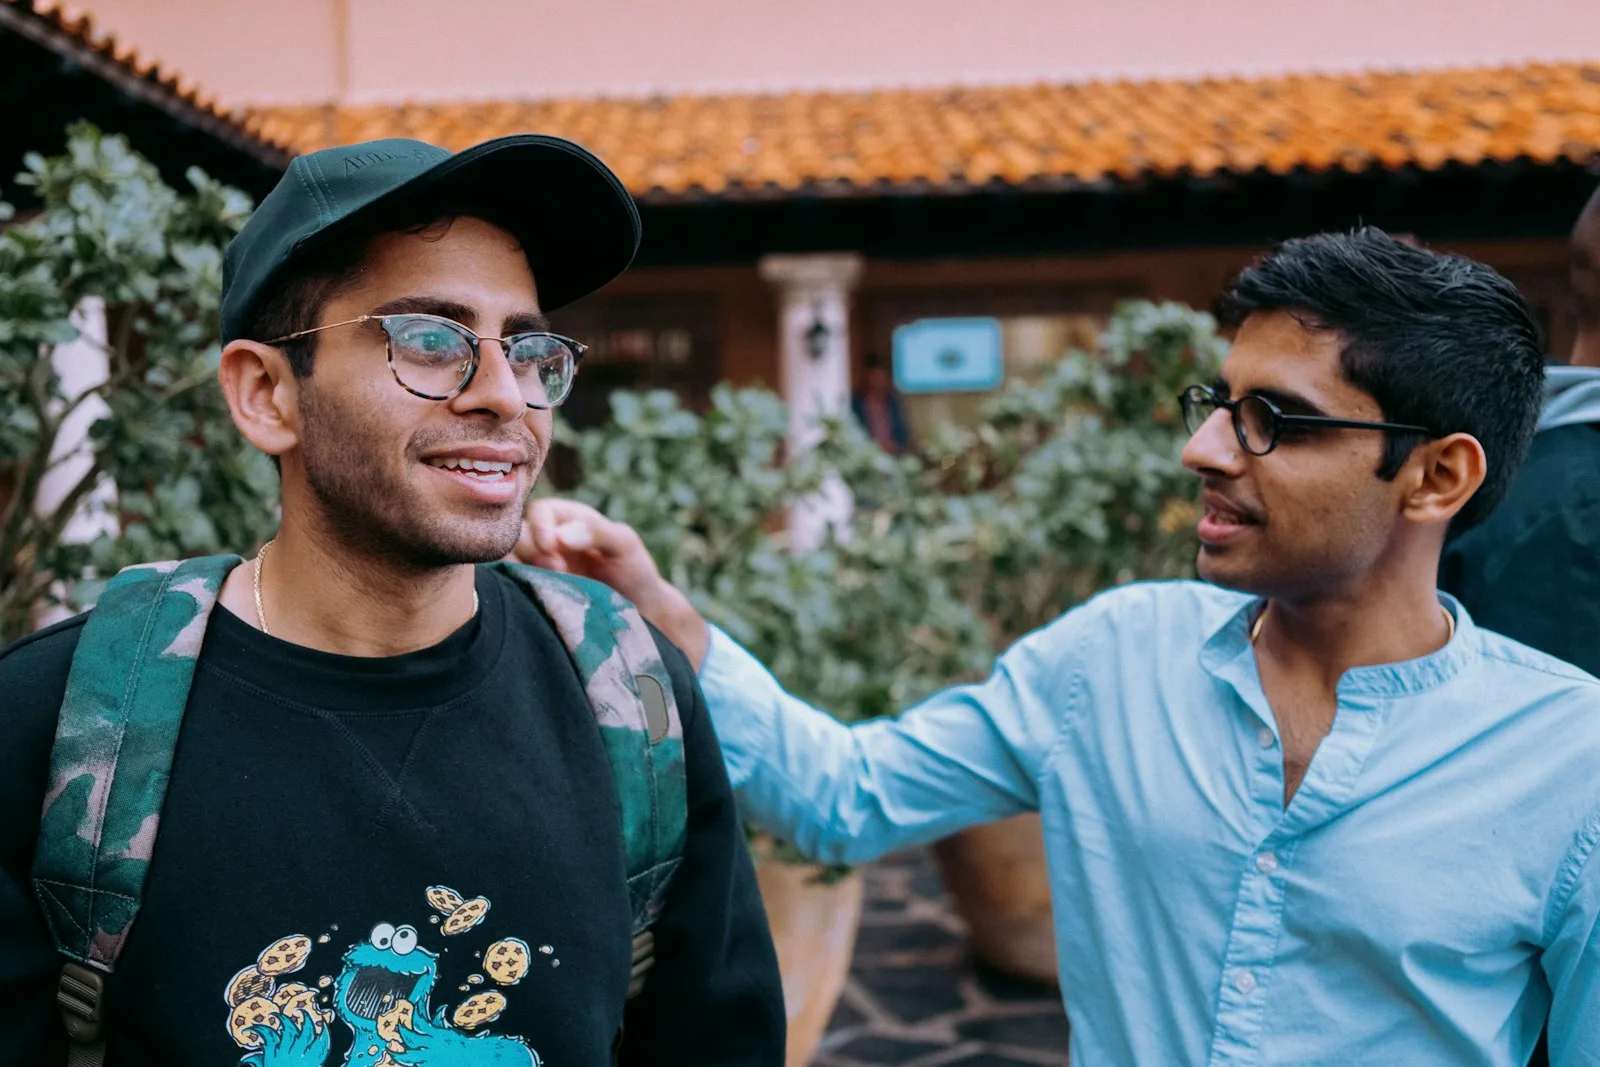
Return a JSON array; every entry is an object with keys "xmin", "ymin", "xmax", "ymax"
[{"xmin": 891, "ymin": 317, "xmax": 1004, "ymax": 394}]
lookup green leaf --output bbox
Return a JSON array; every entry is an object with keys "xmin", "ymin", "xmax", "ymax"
[
  {"xmin": 0, "ymin": 125, "xmax": 271, "ymax": 643},
  {"xmin": 558, "ymin": 300, "xmax": 1225, "ymax": 757}
]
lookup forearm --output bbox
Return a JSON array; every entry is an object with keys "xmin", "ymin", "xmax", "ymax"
[
  {"xmin": 626, "ymin": 580, "xmax": 927, "ymax": 864},
  {"xmin": 699, "ymin": 626, "xmax": 1038, "ymax": 866}
]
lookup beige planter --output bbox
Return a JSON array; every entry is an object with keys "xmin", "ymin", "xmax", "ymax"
[
  {"xmin": 755, "ymin": 852, "xmax": 865, "ymax": 1067},
  {"xmin": 932, "ymin": 813, "xmax": 1057, "ymax": 983}
]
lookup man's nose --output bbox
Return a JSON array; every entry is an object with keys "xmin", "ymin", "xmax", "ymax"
[
  {"xmin": 451, "ymin": 338, "xmax": 526, "ymax": 422},
  {"xmin": 1181, "ymin": 407, "xmax": 1247, "ymax": 477}
]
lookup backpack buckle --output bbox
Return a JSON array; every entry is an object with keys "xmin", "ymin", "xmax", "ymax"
[
  {"xmin": 634, "ymin": 674, "xmax": 670, "ymax": 744},
  {"xmin": 627, "ymin": 930, "xmax": 655, "ymax": 998},
  {"xmin": 58, "ymin": 962, "xmax": 106, "ymax": 1043}
]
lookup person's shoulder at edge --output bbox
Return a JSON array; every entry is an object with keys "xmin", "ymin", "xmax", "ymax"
[
  {"xmin": 1456, "ymin": 426, "xmax": 1600, "ymax": 537},
  {"xmin": 0, "ymin": 612, "xmax": 85, "ymax": 695},
  {"xmin": 0, "ymin": 614, "xmax": 86, "ymax": 824}
]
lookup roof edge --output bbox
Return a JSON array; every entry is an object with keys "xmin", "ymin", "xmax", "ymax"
[{"xmin": 1, "ymin": 0, "xmax": 291, "ymax": 169}]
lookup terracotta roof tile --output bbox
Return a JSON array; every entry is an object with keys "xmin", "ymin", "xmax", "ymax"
[
  {"xmin": 251, "ymin": 61, "xmax": 1600, "ymax": 200},
  {"xmin": 4, "ymin": 0, "xmax": 289, "ymax": 159}
]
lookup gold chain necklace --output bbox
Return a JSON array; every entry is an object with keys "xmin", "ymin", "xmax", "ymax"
[
  {"xmin": 1250, "ymin": 602, "xmax": 1455, "ymax": 645},
  {"xmin": 252, "ymin": 538, "xmax": 478, "ymax": 637}
]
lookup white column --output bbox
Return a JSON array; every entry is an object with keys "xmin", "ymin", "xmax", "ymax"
[
  {"xmin": 31, "ymin": 298, "xmax": 118, "ymax": 629},
  {"xmin": 759, "ymin": 253, "xmax": 863, "ymax": 552}
]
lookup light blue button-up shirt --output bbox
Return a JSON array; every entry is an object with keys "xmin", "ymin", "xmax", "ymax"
[{"xmin": 699, "ymin": 580, "xmax": 1600, "ymax": 1066}]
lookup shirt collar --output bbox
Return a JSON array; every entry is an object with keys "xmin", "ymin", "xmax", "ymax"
[{"xmin": 1198, "ymin": 589, "xmax": 1479, "ymax": 702}]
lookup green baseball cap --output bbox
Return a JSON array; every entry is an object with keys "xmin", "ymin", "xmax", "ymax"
[{"xmin": 220, "ymin": 134, "xmax": 641, "ymax": 342}]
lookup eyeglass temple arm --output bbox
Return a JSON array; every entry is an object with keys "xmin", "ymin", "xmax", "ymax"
[
  {"xmin": 1280, "ymin": 414, "xmax": 1433, "ymax": 434},
  {"xmin": 260, "ymin": 316, "xmax": 376, "ymax": 346}
]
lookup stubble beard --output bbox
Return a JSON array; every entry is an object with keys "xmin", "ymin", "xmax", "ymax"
[
  {"xmin": 1195, "ymin": 542, "xmax": 1276, "ymax": 598},
  {"xmin": 297, "ymin": 386, "xmax": 538, "ymax": 571}
]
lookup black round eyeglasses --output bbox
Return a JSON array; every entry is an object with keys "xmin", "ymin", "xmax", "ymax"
[{"xmin": 1179, "ymin": 384, "xmax": 1433, "ymax": 456}]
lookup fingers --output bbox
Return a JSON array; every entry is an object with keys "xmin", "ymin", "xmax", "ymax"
[
  {"xmin": 527, "ymin": 500, "xmax": 638, "ymax": 563},
  {"xmin": 554, "ymin": 519, "xmax": 596, "ymax": 551},
  {"xmin": 526, "ymin": 498, "xmax": 603, "ymax": 548}
]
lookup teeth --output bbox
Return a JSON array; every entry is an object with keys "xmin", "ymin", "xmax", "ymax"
[{"xmin": 428, "ymin": 457, "xmax": 514, "ymax": 473}]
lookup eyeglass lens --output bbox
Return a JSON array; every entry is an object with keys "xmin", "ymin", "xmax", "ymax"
[
  {"xmin": 1180, "ymin": 388, "xmax": 1278, "ymax": 455},
  {"xmin": 1233, "ymin": 396, "xmax": 1278, "ymax": 453},
  {"xmin": 384, "ymin": 315, "xmax": 577, "ymax": 408}
]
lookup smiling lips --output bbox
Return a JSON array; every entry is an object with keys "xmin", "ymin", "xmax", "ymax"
[
  {"xmin": 1205, "ymin": 503, "xmax": 1254, "ymax": 526},
  {"xmin": 1202, "ymin": 489, "xmax": 1260, "ymax": 523},
  {"xmin": 425, "ymin": 455, "xmax": 516, "ymax": 481},
  {"xmin": 1198, "ymin": 490, "xmax": 1262, "ymax": 545}
]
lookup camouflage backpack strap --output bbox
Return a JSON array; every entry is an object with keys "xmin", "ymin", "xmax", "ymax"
[
  {"xmin": 32, "ymin": 554, "xmax": 242, "ymax": 1063},
  {"xmin": 488, "ymin": 562, "xmax": 687, "ymax": 997}
]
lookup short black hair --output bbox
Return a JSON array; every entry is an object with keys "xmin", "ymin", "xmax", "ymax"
[
  {"xmin": 1216, "ymin": 227, "xmax": 1544, "ymax": 531},
  {"xmin": 238, "ymin": 242, "xmax": 368, "ymax": 378}
]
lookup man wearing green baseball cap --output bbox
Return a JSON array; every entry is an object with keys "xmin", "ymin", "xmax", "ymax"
[{"xmin": 0, "ymin": 136, "xmax": 785, "ymax": 1066}]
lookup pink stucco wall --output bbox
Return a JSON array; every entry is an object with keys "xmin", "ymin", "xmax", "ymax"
[
  {"xmin": 84, "ymin": 0, "xmax": 1600, "ymax": 107},
  {"xmin": 85, "ymin": 0, "xmax": 344, "ymax": 104}
]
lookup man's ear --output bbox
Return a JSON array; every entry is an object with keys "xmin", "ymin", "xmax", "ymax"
[
  {"xmin": 1399, "ymin": 432, "xmax": 1487, "ymax": 527},
  {"xmin": 218, "ymin": 341, "xmax": 301, "ymax": 458}
]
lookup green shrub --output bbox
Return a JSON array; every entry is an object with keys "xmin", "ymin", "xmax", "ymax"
[
  {"xmin": 0, "ymin": 125, "xmax": 275, "ymax": 642},
  {"xmin": 559, "ymin": 300, "xmax": 1227, "ymax": 723}
]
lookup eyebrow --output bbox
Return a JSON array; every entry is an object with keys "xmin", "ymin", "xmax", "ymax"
[
  {"xmin": 368, "ymin": 296, "xmax": 550, "ymax": 336},
  {"xmin": 1211, "ymin": 376, "xmax": 1326, "ymax": 416},
  {"xmin": 1251, "ymin": 387, "xmax": 1326, "ymax": 417},
  {"xmin": 502, "ymin": 310, "xmax": 552, "ymax": 335}
]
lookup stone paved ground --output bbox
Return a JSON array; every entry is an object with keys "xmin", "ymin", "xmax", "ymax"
[{"xmin": 814, "ymin": 849, "xmax": 1071, "ymax": 1067}]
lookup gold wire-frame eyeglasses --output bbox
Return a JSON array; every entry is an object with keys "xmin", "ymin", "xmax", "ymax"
[{"xmin": 265, "ymin": 312, "xmax": 589, "ymax": 410}]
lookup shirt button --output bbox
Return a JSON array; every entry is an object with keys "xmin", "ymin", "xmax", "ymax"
[
  {"xmin": 1258, "ymin": 728, "xmax": 1276, "ymax": 748},
  {"xmin": 1256, "ymin": 851, "xmax": 1279, "ymax": 874},
  {"xmin": 1235, "ymin": 970, "xmax": 1258, "ymax": 994}
]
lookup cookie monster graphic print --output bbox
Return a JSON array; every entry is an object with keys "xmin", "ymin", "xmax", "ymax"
[{"xmin": 223, "ymin": 887, "xmax": 542, "ymax": 1067}]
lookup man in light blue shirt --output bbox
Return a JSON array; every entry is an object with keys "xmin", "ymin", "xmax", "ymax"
[{"xmin": 522, "ymin": 229, "xmax": 1600, "ymax": 1065}]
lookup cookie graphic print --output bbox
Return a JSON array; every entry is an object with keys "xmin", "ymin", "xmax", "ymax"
[{"xmin": 226, "ymin": 886, "xmax": 544, "ymax": 1066}]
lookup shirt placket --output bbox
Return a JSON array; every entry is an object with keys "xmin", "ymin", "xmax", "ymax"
[{"xmin": 1205, "ymin": 694, "xmax": 1386, "ymax": 1066}]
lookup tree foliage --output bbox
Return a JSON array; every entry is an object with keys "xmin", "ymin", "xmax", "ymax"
[
  {"xmin": 0, "ymin": 125, "xmax": 276, "ymax": 642},
  {"xmin": 560, "ymin": 301, "xmax": 1227, "ymax": 723}
]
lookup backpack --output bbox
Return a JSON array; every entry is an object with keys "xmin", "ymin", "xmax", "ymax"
[{"xmin": 30, "ymin": 555, "xmax": 687, "ymax": 1066}]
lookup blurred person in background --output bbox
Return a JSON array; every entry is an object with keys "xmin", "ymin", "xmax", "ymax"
[
  {"xmin": 522, "ymin": 229, "xmax": 1600, "ymax": 1066},
  {"xmin": 1439, "ymin": 182, "xmax": 1600, "ymax": 678},
  {"xmin": 851, "ymin": 352, "xmax": 913, "ymax": 454}
]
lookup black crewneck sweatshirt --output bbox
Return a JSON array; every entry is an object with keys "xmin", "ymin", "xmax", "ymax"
[{"xmin": 0, "ymin": 566, "xmax": 784, "ymax": 1066}]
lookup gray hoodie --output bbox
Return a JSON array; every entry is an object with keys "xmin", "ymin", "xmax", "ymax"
[
  {"xmin": 1536, "ymin": 364, "xmax": 1600, "ymax": 431},
  {"xmin": 1439, "ymin": 360, "xmax": 1600, "ymax": 679}
]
